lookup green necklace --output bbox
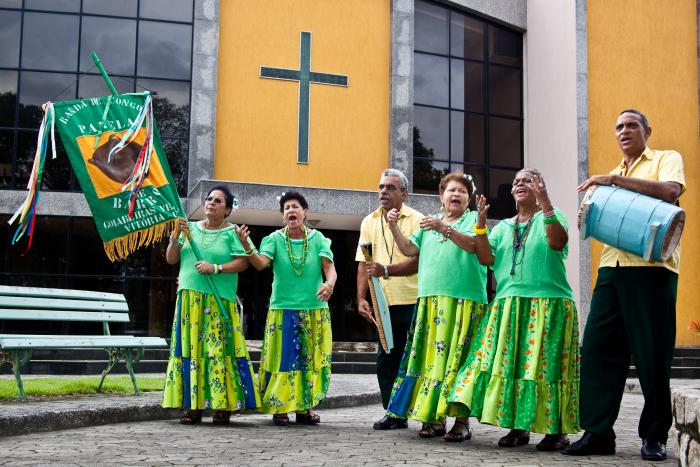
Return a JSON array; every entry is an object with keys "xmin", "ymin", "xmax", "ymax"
[
  {"xmin": 510, "ymin": 213, "xmax": 536, "ymax": 276},
  {"xmin": 284, "ymin": 226, "xmax": 308, "ymax": 277},
  {"xmin": 201, "ymin": 220, "xmax": 225, "ymax": 249}
]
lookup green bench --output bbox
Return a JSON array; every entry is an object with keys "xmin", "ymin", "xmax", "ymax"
[{"xmin": 0, "ymin": 285, "xmax": 167, "ymax": 401}]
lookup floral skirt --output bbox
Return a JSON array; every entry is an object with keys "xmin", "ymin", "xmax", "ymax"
[
  {"xmin": 386, "ymin": 296, "xmax": 485, "ymax": 424},
  {"xmin": 258, "ymin": 308, "xmax": 332, "ymax": 414},
  {"xmin": 448, "ymin": 297, "xmax": 580, "ymax": 434},
  {"xmin": 162, "ymin": 289, "xmax": 260, "ymax": 411}
]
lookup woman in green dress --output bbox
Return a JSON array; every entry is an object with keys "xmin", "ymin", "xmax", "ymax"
[
  {"xmin": 384, "ymin": 172, "xmax": 487, "ymax": 441},
  {"xmin": 237, "ymin": 191, "xmax": 337, "ymax": 426},
  {"xmin": 448, "ymin": 168, "xmax": 580, "ymax": 450},
  {"xmin": 162, "ymin": 185, "xmax": 260, "ymax": 425}
]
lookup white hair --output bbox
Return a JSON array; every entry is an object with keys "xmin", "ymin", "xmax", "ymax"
[{"xmin": 381, "ymin": 168, "xmax": 409, "ymax": 191}]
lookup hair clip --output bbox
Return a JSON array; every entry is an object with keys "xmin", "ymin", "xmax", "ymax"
[{"xmin": 463, "ymin": 173, "xmax": 477, "ymax": 193}]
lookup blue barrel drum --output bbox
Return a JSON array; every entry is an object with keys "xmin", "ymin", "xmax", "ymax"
[{"xmin": 578, "ymin": 185, "xmax": 685, "ymax": 262}]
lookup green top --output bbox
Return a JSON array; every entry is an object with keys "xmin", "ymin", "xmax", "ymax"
[
  {"xmin": 177, "ymin": 221, "xmax": 246, "ymax": 302},
  {"xmin": 410, "ymin": 210, "xmax": 487, "ymax": 303},
  {"xmin": 259, "ymin": 228, "xmax": 334, "ymax": 310},
  {"xmin": 488, "ymin": 208, "xmax": 573, "ymax": 299}
]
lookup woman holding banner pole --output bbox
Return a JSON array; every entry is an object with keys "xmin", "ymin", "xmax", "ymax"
[
  {"xmin": 237, "ymin": 191, "xmax": 336, "ymax": 426},
  {"xmin": 383, "ymin": 172, "xmax": 487, "ymax": 441},
  {"xmin": 162, "ymin": 185, "xmax": 260, "ymax": 424}
]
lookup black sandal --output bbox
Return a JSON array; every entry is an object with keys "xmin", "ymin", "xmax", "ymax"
[
  {"xmin": 536, "ymin": 434, "xmax": 570, "ymax": 451},
  {"xmin": 444, "ymin": 420, "xmax": 472, "ymax": 442},
  {"xmin": 273, "ymin": 413, "xmax": 289, "ymax": 426},
  {"xmin": 212, "ymin": 410, "xmax": 231, "ymax": 425},
  {"xmin": 418, "ymin": 423, "xmax": 446, "ymax": 438},
  {"xmin": 295, "ymin": 411, "xmax": 321, "ymax": 425},
  {"xmin": 498, "ymin": 429, "xmax": 530, "ymax": 447},
  {"xmin": 179, "ymin": 410, "xmax": 202, "ymax": 425}
]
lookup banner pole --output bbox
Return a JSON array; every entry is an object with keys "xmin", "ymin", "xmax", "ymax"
[{"xmin": 90, "ymin": 51, "xmax": 119, "ymax": 96}]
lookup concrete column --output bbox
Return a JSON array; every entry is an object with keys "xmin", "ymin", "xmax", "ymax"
[
  {"xmin": 187, "ymin": 0, "xmax": 220, "ymax": 193},
  {"xmin": 390, "ymin": 0, "xmax": 414, "ymax": 189}
]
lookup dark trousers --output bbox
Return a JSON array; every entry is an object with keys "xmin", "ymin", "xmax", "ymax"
[
  {"xmin": 580, "ymin": 267, "xmax": 677, "ymax": 443},
  {"xmin": 377, "ymin": 303, "xmax": 415, "ymax": 410}
]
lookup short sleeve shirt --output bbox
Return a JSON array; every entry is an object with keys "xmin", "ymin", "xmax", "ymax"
[
  {"xmin": 599, "ymin": 147, "xmax": 686, "ymax": 273},
  {"xmin": 409, "ymin": 210, "xmax": 487, "ymax": 303},
  {"xmin": 260, "ymin": 228, "xmax": 333, "ymax": 310},
  {"xmin": 177, "ymin": 221, "xmax": 246, "ymax": 302},
  {"xmin": 488, "ymin": 209, "xmax": 573, "ymax": 300},
  {"xmin": 355, "ymin": 204, "xmax": 423, "ymax": 306}
]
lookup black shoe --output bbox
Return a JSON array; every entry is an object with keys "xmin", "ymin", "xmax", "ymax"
[
  {"xmin": 641, "ymin": 439, "xmax": 667, "ymax": 461},
  {"xmin": 373, "ymin": 415, "xmax": 408, "ymax": 430},
  {"xmin": 562, "ymin": 431, "xmax": 615, "ymax": 456}
]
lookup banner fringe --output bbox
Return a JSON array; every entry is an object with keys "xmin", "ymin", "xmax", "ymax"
[{"xmin": 103, "ymin": 218, "xmax": 177, "ymax": 262}]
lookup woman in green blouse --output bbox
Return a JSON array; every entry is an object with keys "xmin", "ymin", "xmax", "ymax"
[
  {"xmin": 238, "ymin": 191, "xmax": 337, "ymax": 426},
  {"xmin": 162, "ymin": 186, "xmax": 260, "ymax": 425},
  {"xmin": 448, "ymin": 168, "xmax": 580, "ymax": 450},
  {"xmin": 384, "ymin": 172, "xmax": 487, "ymax": 441}
]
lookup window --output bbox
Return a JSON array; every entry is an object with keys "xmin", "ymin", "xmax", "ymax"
[
  {"xmin": 0, "ymin": 1, "xmax": 193, "ymax": 194},
  {"xmin": 413, "ymin": 0, "xmax": 523, "ymax": 219}
]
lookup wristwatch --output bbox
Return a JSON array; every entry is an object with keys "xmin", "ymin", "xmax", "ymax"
[{"xmin": 383, "ymin": 265, "xmax": 390, "ymax": 279}]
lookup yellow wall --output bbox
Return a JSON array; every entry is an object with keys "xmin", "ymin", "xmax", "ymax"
[
  {"xmin": 215, "ymin": 0, "xmax": 391, "ymax": 190},
  {"xmin": 587, "ymin": 0, "xmax": 700, "ymax": 345}
]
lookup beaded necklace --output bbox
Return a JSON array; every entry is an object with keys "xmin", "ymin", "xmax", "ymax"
[
  {"xmin": 431, "ymin": 209, "xmax": 470, "ymax": 242},
  {"xmin": 509, "ymin": 213, "xmax": 536, "ymax": 276},
  {"xmin": 201, "ymin": 220, "xmax": 226, "ymax": 249},
  {"xmin": 284, "ymin": 226, "xmax": 308, "ymax": 277}
]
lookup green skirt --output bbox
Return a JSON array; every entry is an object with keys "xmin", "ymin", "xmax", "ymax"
[
  {"xmin": 448, "ymin": 296, "xmax": 580, "ymax": 434},
  {"xmin": 162, "ymin": 289, "xmax": 260, "ymax": 411},
  {"xmin": 386, "ymin": 296, "xmax": 485, "ymax": 424},
  {"xmin": 258, "ymin": 308, "xmax": 332, "ymax": 414}
]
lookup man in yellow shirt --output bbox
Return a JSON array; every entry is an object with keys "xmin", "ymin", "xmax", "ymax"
[
  {"xmin": 564, "ymin": 110, "xmax": 685, "ymax": 461},
  {"xmin": 356, "ymin": 168, "xmax": 422, "ymax": 430}
]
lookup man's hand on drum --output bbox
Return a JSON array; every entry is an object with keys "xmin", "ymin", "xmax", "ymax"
[{"xmin": 577, "ymin": 174, "xmax": 615, "ymax": 192}]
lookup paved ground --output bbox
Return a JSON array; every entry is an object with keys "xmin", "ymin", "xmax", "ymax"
[
  {"xmin": 0, "ymin": 374, "xmax": 381, "ymax": 437},
  {"xmin": 0, "ymin": 391, "xmax": 677, "ymax": 466}
]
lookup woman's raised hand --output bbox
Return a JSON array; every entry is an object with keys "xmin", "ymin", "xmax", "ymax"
[
  {"xmin": 235, "ymin": 224, "xmax": 251, "ymax": 249},
  {"xmin": 476, "ymin": 194, "xmax": 489, "ymax": 228},
  {"xmin": 528, "ymin": 175, "xmax": 553, "ymax": 210},
  {"xmin": 419, "ymin": 215, "xmax": 445, "ymax": 233}
]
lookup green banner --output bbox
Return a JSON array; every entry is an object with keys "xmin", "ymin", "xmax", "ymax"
[{"xmin": 53, "ymin": 92, "xmax": 184, "ymax": 260}]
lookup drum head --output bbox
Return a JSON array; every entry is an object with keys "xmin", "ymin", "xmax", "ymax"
[
  {"xmin": 660, "ymin": 209, "xmax": 685, "ymax": 261},
  {"xmin": 577, "ymin": 185, "xmax": 598, "ymax": 229}
]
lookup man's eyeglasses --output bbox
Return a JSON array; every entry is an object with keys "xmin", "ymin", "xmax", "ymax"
[{"xmin": 205, "ymin": 197, "xmax": 225, "ymax": 205}]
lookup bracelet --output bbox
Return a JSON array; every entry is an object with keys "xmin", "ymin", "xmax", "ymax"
[
  {"xmin": 444, "ymin": 225, "xmax": 453, "ymax": 239},
  {"xmin": 244, "ymin": 247, "xmax": 256, "ymax": 255},
  {"xmin": 324, "ymin": 281, "xmax": 334, "ymax": 292},
  {"xmin": 543, "ymin": 215, "xmax": 559, "ymax": 225},
  {"xmin": 542, "ymin": 209, "xmax": 556, "ymax": 219},
  {"xmin": 169, "ymin": 236, "xmax": 180, "ymax": 246},
  {"xmin": 473, "ymin": 224, "xmax": 488, "ymax": 235},
  {"xmin": 217, "ymin": 264, "xmax": 223, "ymax": 274},
  {"xmin": 212, "ymin": 264, "xmax": 219, "ymax": 274},
  {"xmin": 383, "ymin": 264, "xmax": 390, "ymax": 279}
]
